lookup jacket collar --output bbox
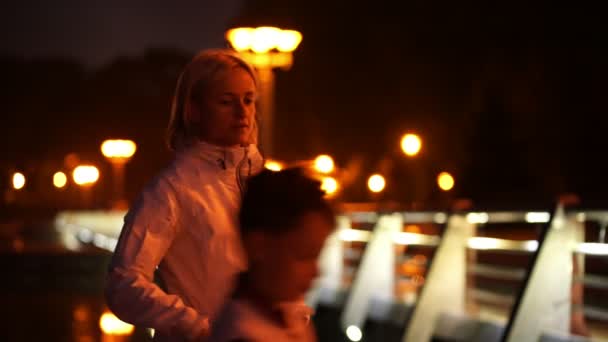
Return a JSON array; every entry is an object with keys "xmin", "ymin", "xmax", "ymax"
[{"xmin": 179, "ymin": 140, "xmax": 262, "ymax": 170}]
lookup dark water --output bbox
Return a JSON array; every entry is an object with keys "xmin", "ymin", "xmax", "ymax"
[{"xmin": 0, "ymin": 220, "xmax": 149, "ymax": 342}]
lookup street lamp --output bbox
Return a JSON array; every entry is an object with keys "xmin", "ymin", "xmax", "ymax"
[
  {"xmin": 226, "ymin": 26, "xmax": 303, "ymax": 158},
  {"xmin": 367, "ymin": 174, "xmax": 386, "ymax": 193},
  {"xmin": 73, "ymin": 165, "xmax": 99, "ymax": 209},
  {"xmin": 101, "ymin": 139, "xmax": 137, "ymax": 209},
  {"xmin": 12, "ymin": 172, "xmax": 25, "ymax": 190},
  {"xmin": 400, "ymin": 133, "xmax": 422, "ymax": 157},
  {"xmin": 314, "ymin": 154, "xmax": 335, "ymax": 174},
  {"xmin": 53, "ymin": 171, "xmax": 68, "ymax": 189},
  {"xmin": 437, "ymin": 172, "xmax": 455, "ymax": 192},
  {"xmin": 264, "ymin": 159, "xmax": 284, "ymax": 172},
  {"xmin": 321, "ymin": 176, "xmax": 339, "ymax": 198},
  {"xmin": 100, "ymin": 310, "xmax": 134, "ymax": 340},
  {"xmin": 73, "ymin": 165, "xmax": 99, "ymax": 186}
]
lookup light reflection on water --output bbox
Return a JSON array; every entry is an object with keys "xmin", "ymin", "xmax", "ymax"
[{"xmin": 0, "ymin": 219, "xmax": 147, "ymax": 341}]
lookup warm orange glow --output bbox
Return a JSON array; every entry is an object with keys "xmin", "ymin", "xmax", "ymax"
[
  {"xmin": 53, "ymin": 171, "xmax": 68, "ymax": 188},
  {"xmin": 400, "ymin": 133, "xmax": 422, "ymax": 156},
  {"xmin": 314, "ymin": 155, "xmax": 335, "ymax": 174},
  {"xmin": 12, "ymin": 172, "xmax": 25, "ymax": 190},
  {"xmin": 64, "ymin": 153, "xmax": 80, "ymax": 169},
  {"xmin": 404, "ymin": 225, "xmax": 421, "ymax": 233},
  {"xmin": 226, "ymin": 26, "xmax": 303, "ymax": 54},
  {"xmin": 99, "ymin": 311, "xmax": 134, "ymax": 336},
  {"xmin": 321, "ymin": 176, "xmax": 339, "ymax": 196},
  {"xmin": 437, "ymin": 172, "xmax": 455, "ymax": 191},
  {"xmin": 73, "ymin": 165, "xmax": 99, "ymax": 186},
  {"xmin": 367, "ymin": 174, "xmax": 386, "ymax": 193},
  {"xmin": 101, "ymin": 139, "xmax": 137, "ymax": 160},
  {"xmin": 264, "ymin": 160, "xmax": 283, "ymax": 172},
  {"xmin": 226, "ymin": 27, "xmax": 254, "ymax": 51}
]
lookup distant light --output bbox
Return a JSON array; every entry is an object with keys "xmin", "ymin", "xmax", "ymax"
[
  {"xmin": 264, "ymin": 160, "xmax": 283, "ymax": 172},
  {"xmin": 64, "ymin": 153, "xmax": 80, "ymax": 169},
  {"xmin": 77, "ymin": 229, "xmax": 94, "ymax": 243},
  {"xmin": 524, "ymin": 240, "xmax": 539, "ymax": 252},
  {"xmin": 339, "ymin": 228, "xmax": 371, "ymax": 242},
  {"xmin": 466, "ymin": 212, "xmax": 489, "ymax": 224},
  {"xmin": 467, "ymin": 237, "xmax": 539, "ymax": 252},
  {"xmin": 251, "ymin": 26, "xmax": 282, "ymax": 53},
  {"xmin": 226, "ymin": 27, "xmax": 254, "ymax": 51},
  {"xmin": 53, "ymin": 171, "xmax": 68, "ymax": 188},
  {"xmin": 101, "ymin": 139, "xmax": 137, "ymax": 159},
  {"xmin": 73, "ymin": 305, "xmax": 90, "ymax": 323},
  {"xmin": 346, "ymin": 325, "xmax": 363, "ymax": 342},
  {"xmin": 525, "ymin": 212, "xmax": 551, "ymax": 223},
  {"xmin": 393, "ymin": 232, "xmax": 424, "ymax": 245},
  {"xmin": 321, "ymin": 176, "xmax": 339, "ymax": 196},
  {"xmin": 314, "ymin": 155, "xmax": 335, "ymax": 174},
  {"xmin": 276, "ymin": 30, "xmax": 303, "ymax": 52},
  {"xmin": 99, "ymin": 311, "xmax": 134, "ymax": 336},
  {"xmin": 434, "ymin": 213, "xmax": 448, "ymax": 224},
  {"xmin": 467, "ymin": 237, "xmax": 500, "ymax": 250},
  {"xmin": 404, "ymin": 225, "xmax": 421, "ymax": 233},
  {"xmin": 367, "ymin": 174, "xmax": 386, "ymax": 193},
  {"xmin": 400, "ymin": 133, "xmax": 421, "ymax": 156},
  {"xmin": 392, "ymin": 232, "xmax": 440, "ymax": 246},
  {"xmin": 73, "ymin": 165, "xmax": 99, "ymax": 186},
  {"xmin": 12, "ymin": 172, "xmax": 25, "ymax": 190},
  {"xmin": 226, "ymin": 27, "xmax": 303, "ymax": 53},
  {"xmin": 437, "ymin": 172, "xmax": 455, "ymax": 191},
  {"xmin": 577, "ymin": 243, "xmax": 608, "ymax": 256}
]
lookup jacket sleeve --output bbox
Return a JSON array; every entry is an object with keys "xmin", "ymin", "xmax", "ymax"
[{"xmin": 104, "ymin": 177, "xmax": 209, "ymax": 340}]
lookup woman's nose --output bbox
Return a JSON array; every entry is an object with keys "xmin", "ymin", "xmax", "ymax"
[{"xmin": 235, "ymin": 101, "xmax": 248, "ymax": 117}]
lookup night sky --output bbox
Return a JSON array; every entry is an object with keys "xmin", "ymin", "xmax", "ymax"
[
  {"xmin": 0, "ymin": 0, "xmax": 242, "ymax": 66},
  {"xmin": 2, "ymin": 1, "xmax": 607, "ymax": 208}
]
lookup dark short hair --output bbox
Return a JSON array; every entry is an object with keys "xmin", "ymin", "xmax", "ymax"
[{"xmin": 239, "ymin": 168, "xmax": 335, "ymax": 234}]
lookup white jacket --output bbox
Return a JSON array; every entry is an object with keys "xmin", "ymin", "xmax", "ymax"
[{"xmin": 105, "ymin": 141, "xmax": 264, "ymax": 341}]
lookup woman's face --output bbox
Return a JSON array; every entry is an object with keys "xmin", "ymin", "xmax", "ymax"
[{"xmin": 193, "ymin": 66, "xmax": 257, "ymax": 147}]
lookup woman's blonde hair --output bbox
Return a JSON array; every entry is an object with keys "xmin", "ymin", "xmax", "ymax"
[{"xmin": 166, "ymin": 49, "xmax": 259, "ymax": 151}]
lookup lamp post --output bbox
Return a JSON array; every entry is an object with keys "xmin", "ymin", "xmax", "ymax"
[
  {"xmin": 367, "ymin": 174, "xmax": 386, "ymax": 194},
  {"xmin": 101, "ymin": 139, "xmax": 136, "ymax": 209},
  {"xmin": 437, "ymin": 172, "xmax": 455, "ymax": 192},
  {"xmin": 73, "ymin": 165, "xmax": 99, "ymax": 209},
  {"xmin": 53, "ymin": 171, "xmax": 68, "ymax": 189},
  {"xmin": 226, "ymin": 26, "xmax": 302, "ymax": 158},
  {"xmin": 400, "ymin": 133, "xmax": 422, "ymax": 157},
  {"xmin": 398, "ymin": 133, "xmax": 424, "ymax": 208},
  {"xmin": 12, "ymin": 172, "xmax": 25, "ymax": 190},
  {"xmin": 321, "ymin": 176, "xmax": 339, "ymax": 198},
  {"xmin": 314, "ymin": 154, "xmax": 335, "ymax": 174}
]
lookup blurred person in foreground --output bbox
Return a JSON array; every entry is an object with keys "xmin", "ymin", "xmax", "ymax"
[{"xmin": 211, "ymin": 168, "xmax": 335, "ymax": 341}]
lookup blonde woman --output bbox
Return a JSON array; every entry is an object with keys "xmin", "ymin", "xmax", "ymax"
[{"xmin": 105, "ymin": 49, "xmax": 264, "ymax": 341}]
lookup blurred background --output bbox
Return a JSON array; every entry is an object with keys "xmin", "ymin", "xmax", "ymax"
[{"xmin": 1, "ymin": 0, "xmax": 606, "ymax": 341}]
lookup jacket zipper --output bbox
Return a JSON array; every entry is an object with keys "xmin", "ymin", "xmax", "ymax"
[{"xmin": 236, "ymin": 147, "xmax": 250, "ymax": 196}]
